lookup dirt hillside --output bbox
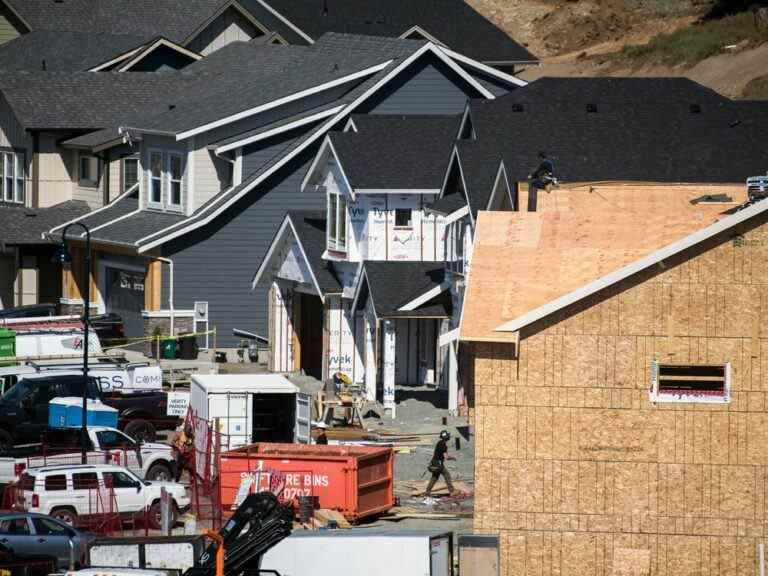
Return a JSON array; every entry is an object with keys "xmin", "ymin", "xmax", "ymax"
[{"xmin": 468, "ymin": 0, "xmax": 768, "ymax": 99}]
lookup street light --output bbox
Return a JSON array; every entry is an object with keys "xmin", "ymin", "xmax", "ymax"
[{"xmin": 52, "ymin": 222, "xmax": 91, "ymax": 465}]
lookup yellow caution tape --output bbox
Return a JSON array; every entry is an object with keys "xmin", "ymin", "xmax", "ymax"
[{"xmin": 102, "ymin": 327, "xmax": 218, "ymax": 350}]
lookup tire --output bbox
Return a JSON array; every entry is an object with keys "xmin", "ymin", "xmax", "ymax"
[
  {"xmin": 146, "ymin": 462, "xmax": 173, "ymax": 482},
  {"xmin": 148, "ymin": 499, "xmax": 177, "ymax": 531},
  {"xmin": 0, "ymin": 429, "xmax": 12, "ymax": 453},
  {"xmin": 124, "ymin": 420, "xmax": 157, "ymax": 443},
  {"xmin": 51, "ymin": 507, "xmax": 78, "ymax": 526}
]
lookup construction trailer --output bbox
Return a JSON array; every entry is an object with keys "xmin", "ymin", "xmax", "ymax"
[
  {"xmin": 189, "ymin": 374, "xmax": 311, "ymax": 450},
  {"xmin": 261, "ymin": 530, "xmax": 453, "ymax": 576},
  {"xmin": 462, "ymin": 184, "xmax": 768, "ymax": 576}
]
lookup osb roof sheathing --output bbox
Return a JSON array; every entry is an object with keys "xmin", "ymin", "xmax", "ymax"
[{"xmin": 461, "ymin": 184, "xmax": 747, "ymax": 342}]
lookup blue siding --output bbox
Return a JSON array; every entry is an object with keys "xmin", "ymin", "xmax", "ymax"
[
  {"xmin": 162, "ymin": 53, "xmax": 490, "ymax": 346},
  {"xmin": 359, "ymin": 54, "xmax": 483, "ymax": 116}
]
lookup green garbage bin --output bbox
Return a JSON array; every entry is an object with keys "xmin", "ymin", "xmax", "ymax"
[
  {"xmin": 0, "ymin": 328, "xmax": 15, "ymax": 366},
  {"xmin": 161, "ymin": 338, "xmax": 178, "ymax": 360}
]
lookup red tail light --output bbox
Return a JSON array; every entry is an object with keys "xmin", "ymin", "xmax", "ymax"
[
  {"xmin": 14, "ymin": 463, "xmax": 25, "ymax": 476},
  {"xmin": 32, "ymin": 493, "xmax": 39, "ymax": 507}
]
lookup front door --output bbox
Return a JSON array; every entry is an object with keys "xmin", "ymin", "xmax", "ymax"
[
  {"xmin": 102, "ymin": 470, "xmax": 145, "ymax": 513},
  {"xmin": 30, "ymin": 515, "xmax": 78, "ymax": 568},
  {"xmin": 105, "ymin": 267, "xmax": 145, "ymax": 339},
  {"xmin": 299, "ymin": 293, "xmax": 323, "ymax": 380}
]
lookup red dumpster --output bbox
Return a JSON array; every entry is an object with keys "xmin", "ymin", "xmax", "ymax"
[{"xmin": 218, "ymin": 443, "xmax": 394, "ymax": 521}]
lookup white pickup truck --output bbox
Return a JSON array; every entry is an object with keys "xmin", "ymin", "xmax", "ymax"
[{"xmin": 0, "ymin": 426, "xmax": 177, "ymax": 484}]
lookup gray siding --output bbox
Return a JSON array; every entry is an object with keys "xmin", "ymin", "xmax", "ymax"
[
  {"xmin": 359, "ymin": 55, "xmax": 482, "ymax": 116},
  {"xmin": 162, "ymin": 55, "xmax": 486, "ymax": 346}
]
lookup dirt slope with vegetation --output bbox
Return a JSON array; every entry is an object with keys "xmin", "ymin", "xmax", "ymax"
[{"xmin": 468, "ymin": 0, "xmax": 768, "ymax": 99}]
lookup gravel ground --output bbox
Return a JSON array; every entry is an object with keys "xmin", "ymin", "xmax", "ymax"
[{"xmin": 357, "ymin": 386, "xmax": 475, "ymax": 539}]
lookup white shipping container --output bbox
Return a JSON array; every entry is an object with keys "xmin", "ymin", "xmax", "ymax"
[
  {"xmin": 261, "ymin": 530, "xmax": 453, "ymax": 576},
  {"xmin": 189, "ymin": 374, "xmax": 310, "ymax": 450}
]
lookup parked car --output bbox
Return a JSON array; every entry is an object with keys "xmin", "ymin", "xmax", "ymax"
[
  {"xmin": 89, "ymin": 314, "xmax": 125, "ymax": 346},
  {"xmin": 0, "ymin": 303, "xmax": 56, "ymax": 320},
  {"xmin": 19, "ymin": 464, "xmax": 190, "ymax": 530},
  {"xmin": 0, "ymin": 372, "xmax": 179, "ymax": 448},
  {"xmin": 0, "ymin": 426, "xmax": 178, "ymax": 484},
  {"xmin": 0, "ymin": 540, "xmax": 57, "ymax": 576},
  {"xmin": 0, "ymin": 512, "xmax": 93, "ymax": 569}
]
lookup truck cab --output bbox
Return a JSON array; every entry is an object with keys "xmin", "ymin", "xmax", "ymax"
[{"xmin": 0, "ymin": 373, "xmax": 100, "ymax": 449}]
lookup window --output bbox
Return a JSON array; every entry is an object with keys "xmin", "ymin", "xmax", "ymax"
[
  {"xmin": 649, "ymin": 361, "xmax": 731, "ymax": 403},
  {"xmin": 149, "ymin": 151, "xmax": 163, "ymax": 204},
  {"xmin": 103, "ymin": 471, "xmax": 138, "ymax": 489},
  {"xmin": 394, "ymin": 208, "xmax": 412, "ymax": 228},
  {"xmin": 123, "ymin": 157, "xmax": 139, "ymax": 191},
  {"xmin": 327, "ymin": 191, "xmax": 347, "ymax": 253},
  {"xmin": 0, "ymin": 151, "xmax": 23, "ymax": 203},
  {"xmin": 14, "ymin": 154, "xmax": 23, "ymax": 203},
  {"xmin": 18, "ymin": 473, "xmax": 34, "ymax": 492},
  {"xmin": 72, "ymin": 472, "xmax": 98, "ymax": 490},
  {"xmin": 167, "ymin": 153, "xmax": 183, "ymax": 207},
  {"xmin": 44, "ymin": 474, "xmax": 67, "ymax": 491},
  {"xmin": 0, "ymin": 518, "xmax": 29, "ymax": 535},
  {"xmin": 32, "ymin": 517, "xmax": 73, "ymax": 536},
  {"xmin": 97, "ymin": 430, "xmax": 134, "ymax": 450},
  {"xmin": 79, "ymin": 154, "xmax": 99, "ymax": 187}
]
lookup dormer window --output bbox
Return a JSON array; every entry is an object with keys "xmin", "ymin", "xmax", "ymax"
[
  {"xmin": 0, "ymin": 151, "xmax": 24, "ymax": 204},
  {"xmin": 168, "ymin": 153, "xmax": 183, "ymax": 207},
  {"xmin": 327, "ymin": 189, "xmax": 347, "ymax": 253},
  {"xmin": 149, "ymin": 151, "xmax": 162, "ymax": 205}
]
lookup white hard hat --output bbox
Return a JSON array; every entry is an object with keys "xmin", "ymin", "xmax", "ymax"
[{"xmin": 315, "ymin": 422, "xmax": 329, "ymax": 429}]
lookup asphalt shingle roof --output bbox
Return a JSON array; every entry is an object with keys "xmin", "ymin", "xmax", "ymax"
[
  {"xmin": 363, "ymin": 261, "xmax": 448, "ymax": 318},
  {"xmin": 5, "ymin": 0, "xmax": 226, "ymax": 44},
  {"xmin": 0, "ymin": 200, "xmax": 89, "ymax": 246},
  {"xmin": 329, "ymin": 115, "xmax": 460, "ymax": 190},
  {"xmin": 288, "ymin": 210, "xmax": 342, "ymax": 294},
  {"xmin": 467, "ymin": 77, "xmax": 768, "ymax": 184},
  {"xmin": 263, "ymin": 0, "xmax": 537, "ymax": 63},
  {"xmin": 0, "ymin": 30, "xmax": 147, "ymax": 72}
]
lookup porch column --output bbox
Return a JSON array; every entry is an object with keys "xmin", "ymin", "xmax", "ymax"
[
  {"xmin": 382, "ymin": 319, "xmax": 396, "ymax": 419},
  {"xmin": 448, "ymin": 342, "xmax": 458, "ymax": 414}
]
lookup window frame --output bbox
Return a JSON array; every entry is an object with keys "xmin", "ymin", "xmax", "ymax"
[
  {"xmin": 166, "ymin": 152, "xmax": 183, "ymax": 209},
  {"xmin": 122, "ymin": 156, "xmax": 140, "ymax": 192},
  {"xmin": 148, "ymin": 150, "xmax": 164, "ymax": 207},
  {"xmin": 649, "ymin": 360, "xmax": 731, "ymax": 404},
  {"xmin": 394, "ymin": 208, "xmax": 413, "ymax": 229},
  {"xmin": 0, "ymin": 150, "xmax": 24, "ymax": 204},
  {"xmin": 326, "ymin": 189, "xmax": 347, "ymax": 253},
  {"xmin": 78, "ymin": 154, "xmax": 100, "ymax": 188}
]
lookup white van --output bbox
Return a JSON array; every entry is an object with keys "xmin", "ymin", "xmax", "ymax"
[{"xmin": 19, "ymin": 464, "xmax": 189, "ymax": 529}]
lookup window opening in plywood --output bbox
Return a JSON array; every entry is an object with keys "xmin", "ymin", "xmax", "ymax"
[{"xmin": 649, "ymin": 361, "xmax": 730, "ymax": 404}]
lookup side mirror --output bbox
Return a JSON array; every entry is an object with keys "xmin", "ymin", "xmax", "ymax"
[{"xmin": 135, "ymin": 482, "xmax": 142, "ymax": 493}]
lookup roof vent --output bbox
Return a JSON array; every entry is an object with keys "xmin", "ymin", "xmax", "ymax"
[
  {"xmin": 168, "ymin": 104, "xmax": 176, "ymax": 111},
  {"xmin": 586, "ymin": 103, "xmax": 597, "ymax": 113},
  {"xmin": 511, "ymin": 103, "xmax": 524, "ymax": 112},
  {"xmin": 689, "ymin": 103, "xmax": 701, "ymax": 114}
]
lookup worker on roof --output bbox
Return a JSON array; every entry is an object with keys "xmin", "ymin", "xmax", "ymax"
[{"xmin": 425, "ymin": 430, "xmax": 455, "ymax": 497}]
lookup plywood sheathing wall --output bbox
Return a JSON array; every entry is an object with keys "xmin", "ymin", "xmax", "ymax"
[{"xmin": 472, "ymin": 211, "xmax": 768, "ymax": 576}]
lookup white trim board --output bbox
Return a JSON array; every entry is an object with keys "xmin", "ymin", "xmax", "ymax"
[
  {"xmin": 117, "ymin": 38, "xmax": 202, "ymax": 72},
  {"xmin": 137, "ymin": 42, "xmax": 501, "ymax": 252},
  {"xmin": 214, "ymin": 105, "xmax": 344, "ymax": 154},
  {"xmin": 486, "ymin": 161, "xmax": 512, "ymax": 210},
  {"xmin": 250, "ymin": 0, "xmax": 315, "ymax": 44},
  {"xmin": 398, "ymin": 280, "xmax": 450, "ymax": 311},
  {"xmin": 46, "ymin": 183, "xmax": 139, "ymax": 236},
  {"xmin": 251, "ymin": 214, "xmax": 325, "ymax": 301},
  {"xmin": 399, "ymin": 25, "xmax": 446, "ymax": 47},
  {"xmin": 355, "ymin": 188, "xmax": 441, "ymax": 195},
  {"xmin": 494, "ymin": 198, "xmax": 768, "ymax": 334},
  {"xmin": 183, "ymin": 0, "xmax": 273, "ymax": 46},
  {"xmin": 89, "ymin": 45, "xmax": 146, "ymax": 72},
  {"xmin": 440, "ymin": 47, "xmax": 528, "ymax": 88},
  {"xmin": 174, "ymin": 62, "xmax": 392, "ymax": 141}
]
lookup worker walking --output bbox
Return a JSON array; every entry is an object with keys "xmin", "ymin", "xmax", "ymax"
[{"xmin": 425, "ymin": 430, "xmax": 455, "ymax": 497}]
